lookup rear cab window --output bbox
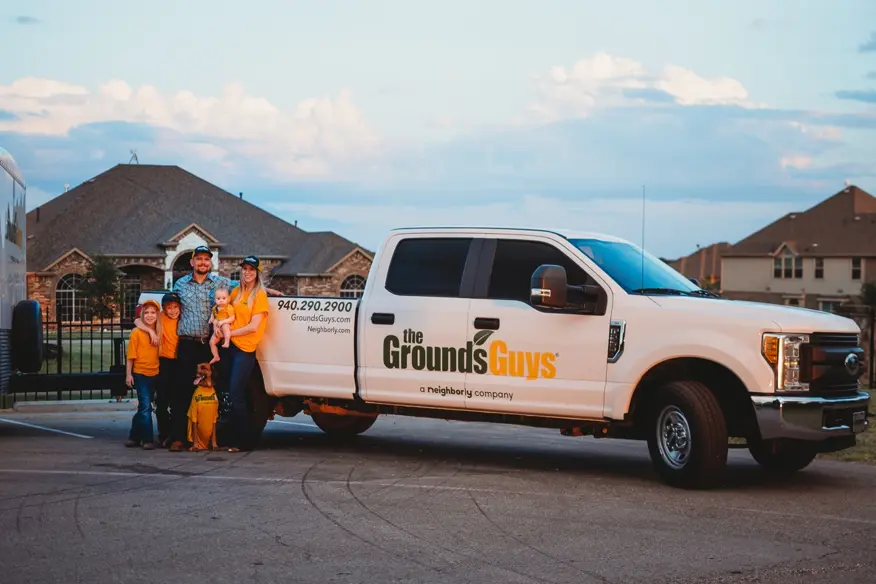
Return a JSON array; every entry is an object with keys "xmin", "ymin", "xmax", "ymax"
[{"xmin": 385, "ymin": 237, "xmax": 473, "ymax": 298}]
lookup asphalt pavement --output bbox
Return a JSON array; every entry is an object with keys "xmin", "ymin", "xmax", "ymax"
[{"xmin": 0, "ymin": 408, "xmax": 875, "ymax": 584}]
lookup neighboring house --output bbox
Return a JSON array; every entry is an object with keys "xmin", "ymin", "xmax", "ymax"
[
  {"xmin": 26, "ymin": 164, "xmax": 373, "ymax": 322},
  {"xmin": 665, "ymin": 242, "xmax": 730, "ymax": 289},
  {"xmin": 720, "ymin": 184, "xmax": 876, "ymax": 312}
]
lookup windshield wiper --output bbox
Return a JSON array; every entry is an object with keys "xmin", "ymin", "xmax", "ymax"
[
  {"xmin": 630, "ymin": 287, "xmax": 690, "ymax": 296},
  {"xmin": 630, "ymin": 287, "xmax": 720, "ymax": 298}
]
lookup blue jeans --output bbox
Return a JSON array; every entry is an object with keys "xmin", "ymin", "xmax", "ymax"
[
  {"xmin": 218, "ymin": 343, "xmax": 257, "ymax": 449},
  {"xmin": 129, "ymin": 373, "xmax": 156, "ymax": 444}
]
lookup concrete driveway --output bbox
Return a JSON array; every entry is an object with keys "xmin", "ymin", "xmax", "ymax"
[{"xmin": 0, "ymin": 409, "xmax": 874, "ymax": 583}]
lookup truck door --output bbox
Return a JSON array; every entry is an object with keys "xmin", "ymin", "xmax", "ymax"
[
  {"xmin": 358, "ymin": 235, "xmax": 476, "ymax": 409},
  {"xmin": 464, "ymin": 236, "xmax": 612, "ymax": 420}
]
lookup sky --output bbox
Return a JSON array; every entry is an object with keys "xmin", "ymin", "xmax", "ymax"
[{"xmin": 2, "ymin": 0, "xmax": 876, "ymax": 259}]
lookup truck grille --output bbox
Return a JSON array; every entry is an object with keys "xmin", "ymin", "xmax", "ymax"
[{"xmin": 801, "ymin": 332, "xmax": 865, "ymax": 396}]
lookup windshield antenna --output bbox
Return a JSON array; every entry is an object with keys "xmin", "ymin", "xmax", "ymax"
[{"xmin": 640, "ymin": 184, "xmax": 646, "ymax": 290}]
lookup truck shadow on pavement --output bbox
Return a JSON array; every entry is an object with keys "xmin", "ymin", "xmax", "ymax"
[{"xmin": 255, "ymin": 419, "xmax": 859, "ymax": 493}]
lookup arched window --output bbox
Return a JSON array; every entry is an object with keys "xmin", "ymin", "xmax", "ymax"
[
  {"xmin": 56, "ymin": 274, "xmax": 87, "ymax": 322},
  {"xmin": 340, "ymin": 274, "xmax": 366, "ymax": 298},
  {"xmin": 120, "ymin": 273, "xmax": 142, "ymax": 320}
]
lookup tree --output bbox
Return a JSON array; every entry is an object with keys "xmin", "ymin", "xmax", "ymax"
[{"xmin": 78, "ymin": 255, "xmax": 124, "ymax": 319}]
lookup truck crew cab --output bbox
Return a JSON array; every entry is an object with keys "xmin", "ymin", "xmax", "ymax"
[{"xmin": 175, "ymin": 227, "xmax": 873, "ymax": 489}]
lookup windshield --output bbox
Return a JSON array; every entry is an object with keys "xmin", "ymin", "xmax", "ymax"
[{"xmin": 570, "ymin": 238, "xmax": 703, "ymax": 295}]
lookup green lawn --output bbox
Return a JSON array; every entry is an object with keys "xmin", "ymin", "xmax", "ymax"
[{"xmin": 42, "ymin": 338, "xmax": 121, "ymax": 374}]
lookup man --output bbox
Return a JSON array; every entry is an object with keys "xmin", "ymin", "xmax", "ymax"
[{"xmin": 167, "ymin": 246, "xmax": 238, "ymax": 451}]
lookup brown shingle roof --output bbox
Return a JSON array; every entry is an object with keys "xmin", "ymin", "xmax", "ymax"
[
  {"xmin": 25, "ymin": 164, "xmax": 367, "ymax": 275},
  {"xmin": 667, "ymin": 242, "xmax": 730, "ymax": 281},
  {"xmin": 722, "ymin": 185, "xmax": 876, "ymax": 257}
]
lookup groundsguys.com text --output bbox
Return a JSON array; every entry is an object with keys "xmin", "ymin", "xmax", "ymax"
[
  {"xmin": 420, "ymin": 385, "xmax": 514, "ymax": 401},
  {"xmin": 292, "ymin": 313, "xmax": 352, "ymax": 325}
]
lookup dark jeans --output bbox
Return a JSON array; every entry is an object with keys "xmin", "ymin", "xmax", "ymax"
[
  {"xmin": 129, "ymin": 373, "xmax": 156, "ymax": 444},
  {"xmin": 156, "ymin": 357, "xmax": 177, "ymax": 442},
  {"xmin": 171, "ymin": 338, "xmax": 212, "ymax": 445},
  {"xmin": 218, "ymin": 342, "xmax": 257, "ymax": 449}
]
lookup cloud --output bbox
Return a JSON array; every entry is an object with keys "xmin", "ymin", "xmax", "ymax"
[
  {"xmin": 15, "ymin": 16, "xmax": 41, "ymax": 25},
  {"xmin": 835, "ymin": 89, "xmax": 876, "ymax": 104},
  {"xmin": 0, "ymin": 77, "xmax": 380, "ymax": 180},
  {"xmin": 529, "ymin": 52, "xmax": 760, "ymax": 122},
  {"xmin": 860, "ymin": 32, "xmax": 876, "ymax": 53},
  {"xmin": 868, "ymin": 72, "xmax": 876, "ymax": 80}
]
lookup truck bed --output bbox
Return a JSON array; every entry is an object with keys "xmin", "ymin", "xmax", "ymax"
[{"xmin": 257, "ymin": 296, "xmax": 359, "ymax": 400}]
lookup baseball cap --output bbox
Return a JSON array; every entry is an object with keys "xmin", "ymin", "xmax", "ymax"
[
  {"xmin": 162, "ymin": 292, "xmax": 182, "ymax": 307},
  {"xmin": 141, "ymin": 299, "xmax": 161, "ymax": 312},
  {"xmin": 239, "ymin": 255, "xmax": 261, "ymax": 271},
  {"xmin": 191, "ymin": 245, "xmax": 213, "ymax": 258}
]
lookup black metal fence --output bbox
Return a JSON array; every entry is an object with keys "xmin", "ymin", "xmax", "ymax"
[{"xmin": 4, "ymin": 316, "xmax": 133, "ymax": 406}]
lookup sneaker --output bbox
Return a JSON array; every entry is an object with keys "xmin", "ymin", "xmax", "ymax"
[
  {"xmin": 142, "ymin": 443, "xmax": 155, "ymax": 450},
  {"xmin": 124, "ymin": 440, "xmax": 139, "ymax": 448}
]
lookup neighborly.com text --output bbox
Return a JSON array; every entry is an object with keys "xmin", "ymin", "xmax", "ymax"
[{"xmin": 307, "ymin": 325, "xmax": 352, "ymax": 335}]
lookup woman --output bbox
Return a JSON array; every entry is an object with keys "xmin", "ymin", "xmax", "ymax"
[{"xmin": 217, "ymin": 255, "xmax": 271, "ymax": 452}]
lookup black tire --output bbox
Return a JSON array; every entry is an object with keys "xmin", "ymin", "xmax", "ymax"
[
  {"xmin": 310, "ymin": 412, "xmax": 378, "ymax": 438},
  {"xmin": 11, "ymin": 300, "xmax": 43, "ymax": 373},
  {"xmin": 748, "ymin": 439, "xmax": 817, "ymax": 473},
  {"xmin": 646, "ymin": 380, "xmax": 728, "ymax": 489}
]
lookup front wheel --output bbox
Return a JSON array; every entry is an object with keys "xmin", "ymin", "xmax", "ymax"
[
  {"xmin": 310, "ymin": 412, "xmax": 378, "ymax": 438},
  {"xmin": 646, "ymin": 380, "xmax": 728, "ymax": 489},
  {"xmin": 749, "ymin": 439, "xmax": 817, "ymax": 473}
]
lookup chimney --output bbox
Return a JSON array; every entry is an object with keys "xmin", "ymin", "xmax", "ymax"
[
  {"xmin": 239, "ymin": 192, "xmax": 243, "ymax": 199},
  {"xmin": 294, "ymin": 220, "xmax": 298, "ymax": 227}
]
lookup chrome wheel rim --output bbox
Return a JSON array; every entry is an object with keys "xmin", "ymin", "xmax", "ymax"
[{"xmin": 657, "ymin": 406, "xmax": 691, "ymax": 469}]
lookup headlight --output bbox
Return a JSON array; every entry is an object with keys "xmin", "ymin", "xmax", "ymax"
[{"xmin": 762, "ymin": 333, "xmax": 809, "ymax": 392}]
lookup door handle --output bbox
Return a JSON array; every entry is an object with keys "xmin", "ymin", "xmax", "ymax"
[
  {"xmin": 371, "ymin": 312, "xmax": 395, "ymax": 325},
  {"xmin": 473, "ymin": 317, "xmax": 500, "ymax": 330}
]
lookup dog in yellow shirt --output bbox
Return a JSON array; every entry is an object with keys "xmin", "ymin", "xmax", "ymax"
[{"xmin": 187, "ymin": 362, "xmax": 220, "ymax": 451}]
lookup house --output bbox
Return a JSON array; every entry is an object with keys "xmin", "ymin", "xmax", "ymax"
[
  {"xmin": 26, "ymin": 164, "xmax": 373, "ymax": 322},
  {"xmin": 719, "ymin": 184, "xmax": 876, "ymax": 312},
  {"xmin": 665, "ymin": 242, "xmax": 730, "ymax": 289}
]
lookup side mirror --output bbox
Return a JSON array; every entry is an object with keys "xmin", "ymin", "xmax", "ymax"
[
  {"xmin": 530, "ymin": 264, "xmax": 568, "ymax": 309},
  {"xmin": 689, "ymin": 277, "xmax": 700, "ymax": 287},
  {"xmin": 530, "ymin": 264, "xmax": 607, "ymax": 315}
]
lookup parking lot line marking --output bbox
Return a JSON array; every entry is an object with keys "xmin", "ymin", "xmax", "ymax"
[
  {"xmin": 268, "ymin": 420, "xmax": 316, "ymax": 428},
  {"xmin": 0, "ymin": 418, "xmax": 93, "ymax": 439}
]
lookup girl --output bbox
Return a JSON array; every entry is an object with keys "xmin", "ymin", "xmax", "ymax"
[
  {"xmin": 218, "ymin": 255, "xmax": 270, "ymax": 452},
  {"xmin": 131, "ymin": 292, "xmax": 182, "ymax": 447},
  {"xmin": 125, "ymin": 299, "xmax": 161, "ymax": 450}
]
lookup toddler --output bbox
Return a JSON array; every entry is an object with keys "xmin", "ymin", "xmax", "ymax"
[{"xmin": 209, "ymin": 287, "xmax": 236, "ymax": 364}]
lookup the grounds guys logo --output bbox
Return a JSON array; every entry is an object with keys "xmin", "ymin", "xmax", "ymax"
[{"xmin": 383, "ymin": 328, "xmax": 557, "ymax": 379}]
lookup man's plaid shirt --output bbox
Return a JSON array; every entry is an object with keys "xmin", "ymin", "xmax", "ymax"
[{"xmin": 173, "ymin": 273, "xmax": 239, "ymax": 338}]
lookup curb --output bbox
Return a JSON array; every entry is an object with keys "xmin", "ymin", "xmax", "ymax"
[{"xmin": 12, "ymin": 399, "xmax": 137, "ymax": 413}]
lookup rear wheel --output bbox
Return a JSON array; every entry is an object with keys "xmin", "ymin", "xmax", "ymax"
[
  {"xmin": 645, "ymin": 380, "xmax": 728, "ymax": 489},
  {"xmin": 749, "ymin": 439, "xmax": 817, "ymax": 473},
  {"xmin": 310, "ymin": 412, "xmax": 378, "ymax": 438}
]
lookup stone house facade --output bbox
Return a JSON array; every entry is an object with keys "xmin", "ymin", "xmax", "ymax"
[{"xmin": 26, "ymin": 164, "xmax": 373, "ymax": 322}]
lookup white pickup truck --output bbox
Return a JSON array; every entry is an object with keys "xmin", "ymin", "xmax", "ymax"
[{"xmin": 146, "ymin": 227, "xmax": 872, "ymax": 489}]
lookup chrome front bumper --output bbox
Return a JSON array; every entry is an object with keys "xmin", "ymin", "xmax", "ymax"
[{"xmin": 752, "ymin": 392, "xmax": 870, "ymax": 441}]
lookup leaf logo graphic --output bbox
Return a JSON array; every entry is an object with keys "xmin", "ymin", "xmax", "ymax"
[{"xmin": 473, "ymin": 330, "xmax": 494, "ymax": 346}]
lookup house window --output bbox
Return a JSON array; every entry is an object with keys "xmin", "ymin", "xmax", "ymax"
[
  {"xmin": 773, "ymin": 252, "xmax": 802, "ymax": 279},
  {"xmin": 852, "ymin": 258, "xmax": 861, "ymax": 280},
  {"xmin": 818, "ymin": 300, "xmax": 843, "ymax": 314},
  {"xmin": 783, "ymin": 297, "xmax": 801, "ymax": 307},
  {"xmin": 229, "ymin": 269, "xmax": 241, "ymax": 282},
  {"xmin": 340, "ymin": 274, "xmax": 366, "ymax": 298},
  {"xmin": 120, "ymin": 274, "xmax": 141, "ymax": 320},
  {"xmin": 814, "ymin": 258, "xmax": 823, "ymax": 279},
  {"xmin": 56, "ymin": 273, "xmax": 87, "ymax": 323}
]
